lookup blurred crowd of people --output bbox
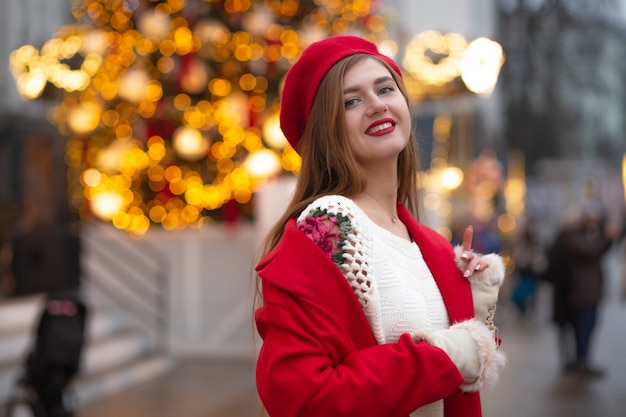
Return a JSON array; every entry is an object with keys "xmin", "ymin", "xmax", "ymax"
[
  {"xmin": 454, "ymin": 202, "xmax": 625, "ymax": 379},
  {"xmin": 508, "ymin": 204, "xmax": 625, "ymax": 378}
]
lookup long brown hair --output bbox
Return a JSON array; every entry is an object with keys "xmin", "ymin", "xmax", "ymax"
[{"xmin": 257, "ymin": 53, "xmax": 421, "ymax": 264}]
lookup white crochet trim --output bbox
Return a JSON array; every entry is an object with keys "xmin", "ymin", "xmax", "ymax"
[{"xmin": 297, "ymin": 195, "xmax": 385, "ymax": 343}]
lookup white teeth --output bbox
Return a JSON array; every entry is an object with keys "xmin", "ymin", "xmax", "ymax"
[{"xmin": 367, "ymin": 122, "xmax": 393, "ymax": 134}]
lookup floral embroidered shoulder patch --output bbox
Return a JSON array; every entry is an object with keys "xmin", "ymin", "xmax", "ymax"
[{"xmin": 297, "ymin": 207, "xmax": 354, "ymax": 269}]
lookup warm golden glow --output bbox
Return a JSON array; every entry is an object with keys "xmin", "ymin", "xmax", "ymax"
[
  {"xmin": 10, "ymin": 0, "xmax": 387, "ymax": 234},
  {"xmin": 137, "ymin": 9, "xmax": 171, "ymax": 40},
  {"xmin": 403, "ymin": 31, "xmax": 468, "ymax": 86},
  {"xmin": 402, "ymin": 31, "xmax": 503, "ymax": 100},
  {"xmin": 117, "ymin": 68, "xmax": 151, "ymax": 103},
  {"xmin": 262, "ymin": 110, "xmax": 288, "ymax": 149},
  {"xmin": 67, "ymin": 102, "xmax": 102, "ymax": 134},
  {"xmin": 172, "ymin": 126, "xmax": 210, "ymax": 161},
  {"xmin": 437, "ymin": 200, "xmax": 453, "ymax": 218},
  {"xmin": 378, "ymin": 39, "xmax": 398, "ymax": 59},
  {"xmin": 16, "ymin": 70, "xmax": 47, "ymax": 100},
  {"xmin": 440, "ymin": 166, "xmax": 464, "ymax": 190},
  {"xmin": 96, "ymin": 140, "xmax": 136, "ymax": 173},
  {"xmin": 497, "ymin": 213, "xmax": 517, "ymax": 234},
  {"xmin": 243, "ymin": 149, "xmax": 282, "ymax": 179},
  {"xmin": 460, "ymin": 37, "xmax": 505, "ymax": 96},
  {"xmin": 82, "ymin": 168, "xmax": 102, "ymax": 187},
  {"xmin": 423, "ymin": 191, "xmax": 442, "ymax": 211},
  {"xmin": 91, "ymin": 191, "xmax": 124, "ymax": 220}
]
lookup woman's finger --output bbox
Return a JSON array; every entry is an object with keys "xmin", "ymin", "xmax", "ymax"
[
  {"xmin": 464, "ymin": 257, "xmax": 480, "ymax": 277},
  {"xmin": 462, "ymin": 225, "xmax": 473, "ymax": 252},
  {"xmin": 464, "ymin": 257, "xmax": 492, "ymax": 277}
]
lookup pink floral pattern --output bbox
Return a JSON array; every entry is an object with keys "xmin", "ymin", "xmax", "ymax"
[{"xmin": 297, "ymin": 214, "xmax": 340, "ymax": 258}]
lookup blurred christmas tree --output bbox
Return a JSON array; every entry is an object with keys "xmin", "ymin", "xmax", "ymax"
[{"xmin": 10, "ymin": 0, "xmax": 392, "ymax": 234}]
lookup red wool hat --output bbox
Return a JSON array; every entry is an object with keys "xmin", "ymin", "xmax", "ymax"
[{"xmin": 279, "ymin": 35, "xmax": 403, "ymax": 151}]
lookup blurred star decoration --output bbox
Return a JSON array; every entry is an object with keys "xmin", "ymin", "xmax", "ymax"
[{"xmin": 10, "ymin": 0, "xmax": 391, "ymax": 234}]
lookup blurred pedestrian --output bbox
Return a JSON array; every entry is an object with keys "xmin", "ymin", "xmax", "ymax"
[
  {"xmin": 510, "ymin": 217, "xmax": 548, "ymax": 315},
  {"xmin": 545, "ymin": 205, "xmax": 619, "ymax": 376}
]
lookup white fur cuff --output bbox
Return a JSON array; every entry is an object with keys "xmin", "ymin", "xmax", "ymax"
[
  {"xmin": 452, "ymin": 319, "xmax": 507, "ymax": 392},
  {"xmin": 410, "ymin": 319, "xmax": 506, "ymax": 392}
]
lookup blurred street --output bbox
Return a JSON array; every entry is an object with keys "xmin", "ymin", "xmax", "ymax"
[
  {"xmin": 75, "ymin": 358, "xmax": 260, "ymax": 417},
  {"xmin": 483, "ymin": 244, "xmax": 626, "ymax": 417},
  {"xmin": 77, "ymin": 247, "xmax": 626, "ymax": 417}
]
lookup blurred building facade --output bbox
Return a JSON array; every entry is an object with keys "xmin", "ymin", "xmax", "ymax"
[
  {"xmin": 387, "ymin": 0, "xmax": 626, "ymax": 238},
  {"xmin": 497, "ymin": 0, "xmax": 626, "ymax": 235}
]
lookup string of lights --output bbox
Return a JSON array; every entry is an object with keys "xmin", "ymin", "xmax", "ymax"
[
  {"xmin": 10, "ymin": 0, "xmax": 391, "ymax": 234},
  {"xmin": 10, "ymin": 0, "xmax": 505, "ymax": 235}
]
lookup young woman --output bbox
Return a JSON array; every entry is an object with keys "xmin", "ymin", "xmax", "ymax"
[{"xmin": 254, "ymin": 35, "xmax": 506, "ymax": 417}]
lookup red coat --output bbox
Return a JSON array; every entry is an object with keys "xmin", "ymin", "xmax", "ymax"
[{"xmin": 255, "ymin": 205, "xmax": 482, "ymax": 417}]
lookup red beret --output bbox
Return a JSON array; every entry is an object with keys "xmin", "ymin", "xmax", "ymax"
[{"xmin": 279, "ymin": 35, "xmax": 403, "ymax": 151}]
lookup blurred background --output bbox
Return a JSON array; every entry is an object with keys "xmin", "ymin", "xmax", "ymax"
[{"xmin": 0, "ymin": 0, "xmax": 625, "ymax": 416}]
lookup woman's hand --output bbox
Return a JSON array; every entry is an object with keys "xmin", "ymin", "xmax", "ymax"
[
  {"xmin": 459, "ymin": 226, "xmax": 490, "ymax": 277},
  {"xmin": 454, "ymin": 225, "xmax": 506, "ymax": 333}
]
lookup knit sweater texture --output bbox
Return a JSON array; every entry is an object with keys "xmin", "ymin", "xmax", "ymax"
[{"xmin": 297, "ymin": 195, "xmax": 451, "ymax": 417}]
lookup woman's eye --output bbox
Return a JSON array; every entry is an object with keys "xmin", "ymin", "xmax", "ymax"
[
  {"xmin": 379, "ymin": 86, "xmax": 393, "ymax": 95},
  {"xmin": 345, "ymin": 98, "xmax": 358, "ymax": 108}
]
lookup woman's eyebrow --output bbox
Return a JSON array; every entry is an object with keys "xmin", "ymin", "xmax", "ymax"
[{"xmin": 343, "ymin": 75, "xmax": 394, "ymax": 94}]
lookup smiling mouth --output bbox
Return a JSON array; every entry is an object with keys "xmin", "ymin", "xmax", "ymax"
[{"xmin": 366, "ymin": 121, "xmax": 394, "ymax": 134}]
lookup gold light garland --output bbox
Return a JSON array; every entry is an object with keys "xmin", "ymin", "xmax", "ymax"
[{"xmin": 402, "ymin": 30, "xmax": 505, "ymax": 100}]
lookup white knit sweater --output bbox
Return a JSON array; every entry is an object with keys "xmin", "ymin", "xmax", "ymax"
[{"xmin": 297, "ymin": 195, "xmax": 450, "ymax": 417}]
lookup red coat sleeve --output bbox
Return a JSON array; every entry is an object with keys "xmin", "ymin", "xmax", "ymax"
[
  {"xmin": 256, "ymin": 285, "xmax": 465, "ymax": 417},
  {"xmin": 254, "ymin": 221, "xmax": 467, "ymax": 417}
]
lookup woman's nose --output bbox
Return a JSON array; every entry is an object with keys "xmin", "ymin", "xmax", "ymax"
[{"xmin": 367, "ymin": 95, "xmax": 387, "ymax": 116}]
